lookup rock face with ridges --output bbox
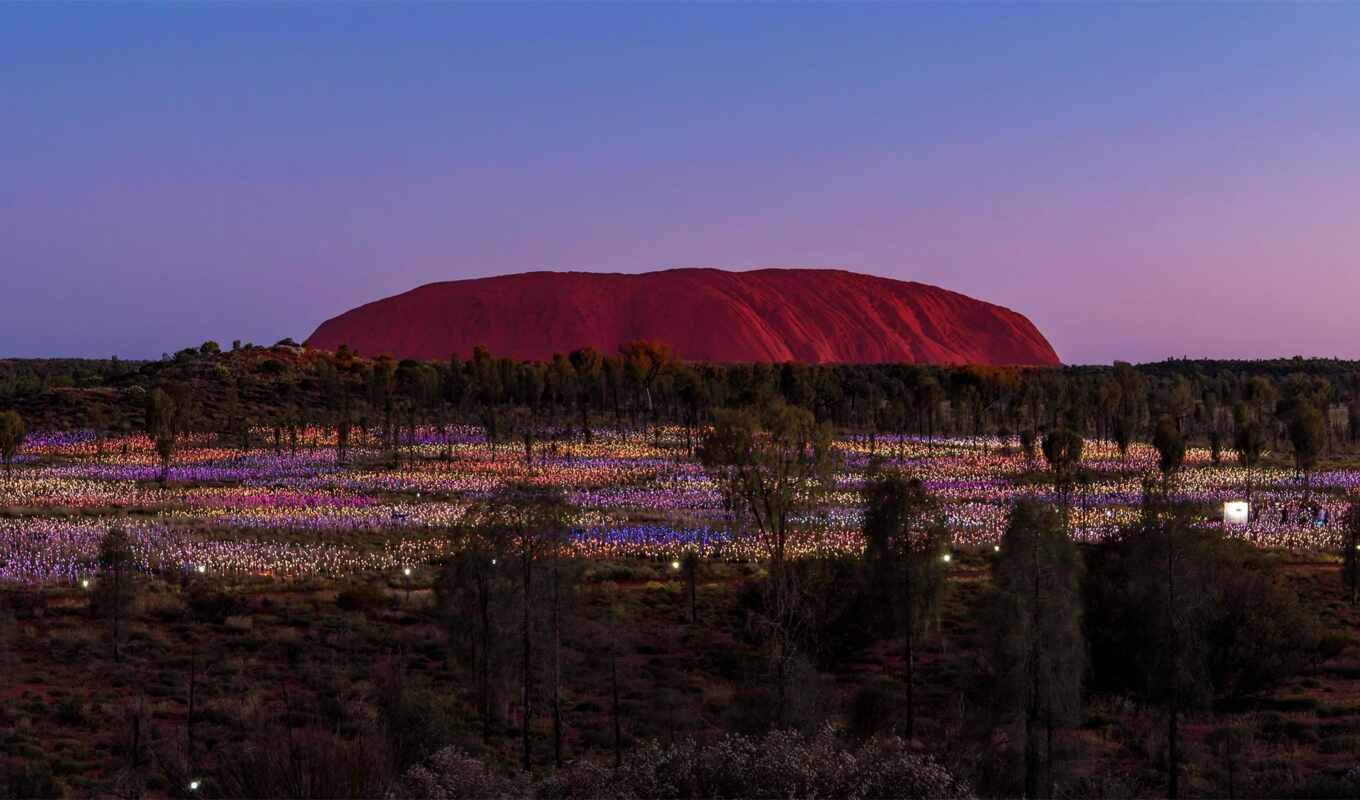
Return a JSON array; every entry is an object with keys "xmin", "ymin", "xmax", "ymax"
[{"xmin": 306, "ymin": 268, "xmax": 1060, "ymax": 365}]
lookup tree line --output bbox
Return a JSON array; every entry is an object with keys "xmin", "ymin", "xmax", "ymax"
[{"xmin": 9, "ymin": 339, "xmax": 1360, "ymax": 477}]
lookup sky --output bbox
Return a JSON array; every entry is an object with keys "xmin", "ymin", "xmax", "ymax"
[{"xmin": 2, "ymin": 4, "xmax": 1358, "ymax": 365}]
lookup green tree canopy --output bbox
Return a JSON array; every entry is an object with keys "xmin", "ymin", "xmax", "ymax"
[
  {"xmin": 0, "ymin": 410, "xmax": 25, "ymax": 475},
  {"xmin": 699, "ymin": 403, "xmax": 835, "ymax": 568}
]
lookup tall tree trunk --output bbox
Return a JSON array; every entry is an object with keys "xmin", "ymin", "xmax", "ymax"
[
  {"xmin": 480, "ymin": 578, "xmax": 491, "ymax": 741},
  {"xmin": 1025, "ymin": 693, "xmax": 1040, "ymax": 800},
  {"xmin": 1350, "ymin": 522, "xmax": 1359, "ymax": 606},
  {"xmin": 611, "ymin": 651, "xmax": 622, "ymax": 770},
  {"xmin": 521, "ymin": 553, "xmax": 532, "ymax": 772},
  {"xmin": 1025, "ymin": 525, "xmax": 1043, "ymax": 799},
  {"xmin": 1168, "ymin": 533, "xmax": 1180, "ymax": 800},
  {"xmin": 904, "ymin": 560, "xmax": 916, "ymax": 740},
  {"xmin": 688, "ymin": 566, "xmax": 696, "ymax": 624},
  {"xmin": 112, "ymin": 567, "xmax": 122, "ymax": 662},
  {"xmin": 905, "ymin": 624, "xmax": 915, "ymax": 740},
  {"xmin": 1226, "ymin": 726, "xmax": 1235, "ymax": 800},
  {"xmin": 1046, "ymin": 713, "xmax": 1056, "ymax": 799},
  {"xmin": 187, "ymin": 645, "xmax": 197, "ymax": 776},
  {"xmin": 552, "ymin": 564, "xmax": 563, "ymax": 768},
  {"xmin": 775, "ymin": 640, "xmax": 787, "ymax": 728}
]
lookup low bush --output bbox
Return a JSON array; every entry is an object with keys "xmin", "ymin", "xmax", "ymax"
[
  {"xmin": 847, "ymin": 681, "xmax": 896, "ymax": 740},
  {"xmin": 399, "ymin": 726, "xmax": 969, "ymax": 799},
  {"xmin": 336, "ymin": 582, "xmax": 389, "ymax": 613},
  {"xmin": 187, "ymin": 585, "xmax": 246, "ymax": 624}
]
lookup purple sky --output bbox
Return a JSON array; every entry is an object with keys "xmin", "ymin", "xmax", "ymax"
[{"xmin": 3, "ymin": 4, "xmax": 1358, "ymax": 364}]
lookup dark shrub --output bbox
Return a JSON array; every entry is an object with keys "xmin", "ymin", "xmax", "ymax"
[
  {"xmin": 336, "ymin": 582, "xmax": 389, "ymax": 613},
  {"xmin": 401, "ymin": 727, "xmax": 970, "ymax": 799},
  {"xmin": 847, "ymin": 681, "xmax": 895, "ymax": 740},
  {"xmin": 188, "ymin": 585, "xmax": 246, "ymax": 624},
  {"xmin": 1085, "ymin": 527, "xmax": 1321, "ymax": 705}
]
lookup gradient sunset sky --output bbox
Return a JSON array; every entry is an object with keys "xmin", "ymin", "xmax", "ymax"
[{"xmin": 3, "ymin": 4, "xmax": 1358, "ymax": 364}]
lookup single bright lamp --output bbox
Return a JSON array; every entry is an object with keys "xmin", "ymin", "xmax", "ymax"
[
  {"xmin": 942, "ymin": 553, "xmax": 952, "ymax": 563},
  {"xmin": 403, "ymin": 567, "xmax": 412, "ymax": 576},
  {"xmin": 188, "ymin": 780, "xmax": 201, "ymax": 792},
  {"xmin": 671, "ymin": 560, "xmax": 681, "ymax": 571},
  {"xmin": 196, "ymin": 564, "xmax": 206, "ymax": 574},
  {"xmin": 1223, "ymin": 501, "xmax": 1249, "ymax": 526}
]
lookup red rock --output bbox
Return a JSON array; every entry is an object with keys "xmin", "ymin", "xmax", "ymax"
[{"xmin": 306, "ymin": 268, "xmax": 1060, "ymax": 366}]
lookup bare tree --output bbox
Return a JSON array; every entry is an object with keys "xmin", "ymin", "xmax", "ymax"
[
  {"xmin": 93, "ymin": 528, "xmax": 139, "ymax": 662},
  {"xmin": 462, "ymin": 483, "xmax": 573, "ymax": 772},
  {"xmin": 861, "ymin": 469, "xmax": 949, "ymax": 739},
  {"xmin": 145, "ymin": 388, "xmax": 177, "ymax": 482},
  {"xmin": 699, "ymin": 403, "xmax": 836, "ymax": 571},
  {"xmin": 435, "ymin": 540, "xmax": 510, "ymax": 742},
  {"xmin": 700, "ymin": 404, "xmax": 835, "ymax": 729},
  {"xmin": 986, "ymin": 500, "xmax": 1086, "ymax": 799}
]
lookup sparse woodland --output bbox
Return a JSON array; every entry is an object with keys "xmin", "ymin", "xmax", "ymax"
[{"xmin": 3, "ymin": 341, "xmax": 1360, "ymax": 798}]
